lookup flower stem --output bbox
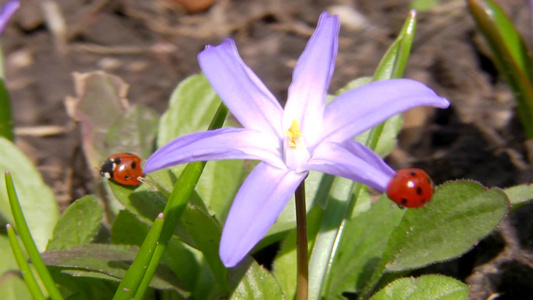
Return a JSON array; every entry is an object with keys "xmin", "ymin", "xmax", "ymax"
[{"xmin": 295, "ymin": 180, "xmax": 308, "ymax": 300}]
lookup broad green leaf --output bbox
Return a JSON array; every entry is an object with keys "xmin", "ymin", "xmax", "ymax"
[
  {"xmin": 0, "ymin": 138, "xmax": 58, "ymax": 251},
  {"xmin": 178, "ymin": 199, "xmax": 227, "ymax": 291},
  {"xmin": 504, "ymin": 184, "xmax": 533, "ymax": 210},
  {"xmin": 371, "ymin": 275, "xmax": 468, "ymax": 300},
  {"xmin": 324, "ymin": 196, "xmax": 405, "ymax": 298},
  {"xmin": 41, "ymin": 244, "xmax": 187, "ymax": 292},
  {"xmin": 157, "ymin": 73, "xmax": 222, "ymax": 147},
  {"xmin": 308, "ymin": 176, "xmax": 355, "ymax": 299},
  {"xmin": 47, "ymin": 270, "xmax": 118, "ymax": 300},
  {"xmin": 155, "ymin": 73, "xmax": 244, "ymax": 222},
  {"xmin": 0, "ymin": 234, "xmax": 18, "ymax": 275},
  {"xmin": 195, "ymin": 160, "xmax": 245, "ymax": 223},
  {"xmin": 0, "ymin": 273, "xmax": 33, "ymax": 300},
  {"xmin": 47, "ymin": 195, "xmax": 103, "ymax": 251},
  {"xmin": 110, "ymin": 209, "xmax": 200, "ymax": 292},
  {"xmin": 229, "ymin": 258, "xmax": 284, "ymax": 299},
  {"xmin": 468, "ymin": 0, "xmax": 533, "ymax": 138},
  {"xmin": 108, "ymin": 179, "xmax": 204, "ymax": 247},
  {"xmin": 383, "ymin": 181, "xmax": 509, "ymax": 272}
]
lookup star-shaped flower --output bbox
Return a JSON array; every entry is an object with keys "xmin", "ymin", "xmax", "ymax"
[{"xmin": 145, "ymin": 12, "xmax": 449, "ymax": 267}]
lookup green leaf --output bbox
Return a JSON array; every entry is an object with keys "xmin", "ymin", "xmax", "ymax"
[
  {"xmin": 157, "ymin": 73, "xmax": 222, "ymax": 147},
  {"xmin": 0, "ymin": 272, "xmax": 33, "ymax": 300},
  {"xmin": 0, "ymin": 138, "xmax": 59, "ymax": 251},
  {"xmin": 195, "ymin": 160, "xmax": 245, "ymax": 223},
  {"xmin": 47, "ymin": 196, "xmax": 103, "ymax": 251},
  {"xmin": 229, "ymin": 258, "xmax": 284, "ymax": 299},
  {"xmin": 47, "ymin": 270, "xmax": 118, "ymax": 300},
  {"xmin": 373, "ymin": 9, "xmax": 417, "ymax": 81},
  {"xmin": 468, "ymin": 0, "xmax": 533, "ymax": 138},
  {"xmin": 371, "ymin": 275, "xmax": 468, "ymax": 300},
  {"xmin": 362, "ymin": 181, "xmax": 509, "ymax": 296},
  {"xmin": 42, "ymin": 244, "xmax": 187, "ymax": 293},
  {"xmin": 324, "ymin": 196, "xmax": 405, "ymax": 298},
  {"xmin": 383, "ymin": 181, "xmax": 509, "ymax": 272},
  {"xmin": 110, "ymin": 210, "xmax": 200, "ymax": 292},
  {"xmin": 0, "ymin": 234, "xmax": 18, "ymax": 275},
  {"xmin": 504, "ymin": 183, "xmax": 533, "ymax": 210},
  {"xmin": 180, "ymin": 199, "xmax": 227, "ymax": 290},
  {"xmin": 156, "ymin": 73, "xmax": 243, "ymax": 222}
]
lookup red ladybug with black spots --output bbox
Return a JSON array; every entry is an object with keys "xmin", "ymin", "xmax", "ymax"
[
  {"xmin": 100, "ymin": 153, "xmax": 143, "ymax": 186},
  {"xmin": 386, "ymin": 168, "xmax": 434, "ymax": 208}
]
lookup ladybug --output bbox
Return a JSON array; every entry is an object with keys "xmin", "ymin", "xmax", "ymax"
[
  {"xmin": 100, "ymin": 153, "xmax": 143, "ymax": 186},
  {"xmin": 386, "ymin": 168, "xmax": 434, "ymax": 208}
]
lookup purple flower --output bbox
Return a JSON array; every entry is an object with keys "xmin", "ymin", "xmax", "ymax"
[
  {"xmin": 145, "ymin": 12, "xmax": 449, "ymax": 267},
  {"xmin": 0, "ymin": 0, "xmax": 18, "ymax": 35}
]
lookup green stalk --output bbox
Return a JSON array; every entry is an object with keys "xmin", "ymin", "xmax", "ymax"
[
  {"xmin": 295, "ymin": 181, "xmax": 308, "ymax": 300},
  {"xmin": 0, "ymin": 78, "xmax": 14, "ymax": 141},
  {"xmin": 112, "ymin": 213, "xmax": 165, "ymax": 299},
  {"xmin": 5, "ymin": 171, "xmax": 64, "ymax": 300},
  {"xmin": 6, "ymin": 224, "xmax": 46, "ymax": 300},
  {"xmin": 113, "ymin": 103, "xmax": 229, "ymax": 300}
]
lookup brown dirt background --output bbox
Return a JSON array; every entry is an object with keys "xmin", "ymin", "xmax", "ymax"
[{"xmin": 4, "ymin": 0, "xmax": 533, "ymax": 298}]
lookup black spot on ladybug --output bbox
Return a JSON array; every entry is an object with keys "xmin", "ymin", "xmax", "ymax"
[
  {"xmin": 401, "ymin": 198, "xmax": 408, "ymax": 205},
  {"xmin": 131, "ymin": 161, "xmax": 137, "ymax": 169},
  {"xmin": 114, "ymin": 157, "xmax": 122, "ymax": 165},
  {"xmin": 417, "ymin": 187, "xmax": 423, "ymax": 195}
]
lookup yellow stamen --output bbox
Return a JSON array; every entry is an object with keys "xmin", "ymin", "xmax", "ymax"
[{"xmin": 285, "ymin": 120, "xmax": 302, "ymax": 148}]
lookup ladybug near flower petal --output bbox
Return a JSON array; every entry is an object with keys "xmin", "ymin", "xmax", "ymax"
[
  {"xmin": 100, "ymin": 153, "xmax": 143, "ymax": 186},
  {"xmin": 386, "ymin": 168, "xmax": 434, "ymax": 208}
]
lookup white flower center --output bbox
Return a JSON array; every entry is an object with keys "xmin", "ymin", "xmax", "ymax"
[{"xmin": 284, "ymin": 120, "xmax": 310, "ymax": 171}]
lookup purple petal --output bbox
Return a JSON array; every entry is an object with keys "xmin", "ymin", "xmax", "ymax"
[
  {"xmin": 283, "ymin": 12, "xmax": 340, "ymax": 147},
  {"xmin": 198, "ymin": 39, "xmax": 283, "ymax": 137},
  {"xmin": 319, "ymin": 79, "xmax": 449, "ymax": 144},
  {"xmin": 307, "ymin": 140, "xmax": 395, "ymax": 191},
  {"xmin": 144, "ymin": 127, "xmax": 284, "ymax": 173},
  {"xmin": 0, "ymin": 0, "xmax": 19, "ymax": 34},
  {"xmin": 219, "ymin": 162, "xmax": 306, "ymax": 267}
]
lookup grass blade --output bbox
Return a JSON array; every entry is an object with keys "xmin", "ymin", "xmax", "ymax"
[
  {"xmin": 6, "ymin": 224, "xmax": 46, "ymax": 300},
  {"xmin": 5, "ymin": 171, "xmax": 64, "ymax": 300}
]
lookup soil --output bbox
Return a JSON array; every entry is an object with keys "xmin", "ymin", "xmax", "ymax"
[{"xmin": 4, "ymin": 0, "xmax": 533, "ymax": 299}]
